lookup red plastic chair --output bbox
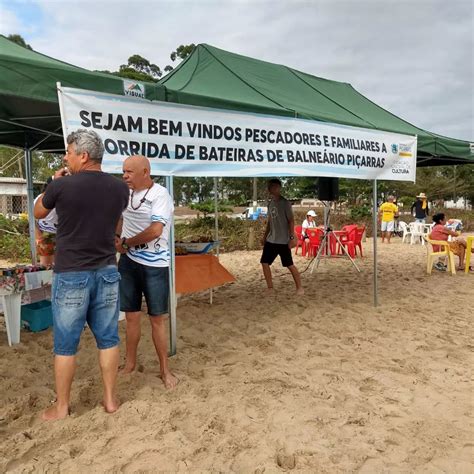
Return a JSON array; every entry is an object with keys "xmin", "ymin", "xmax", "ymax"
[
  {"xmin": 306, "ymin": 229, "xmax": 323, "ymax": 258},
  {"xmin": 353, "ymin": 226, "xmax": 366, "ymax": 257},
  {"xmin": 337, "ymin": 225, "xmax": 357, "ymax": 257},
  {"xmin": 294, "ymin": 225, "xmax": 306, "ymax": 256}
]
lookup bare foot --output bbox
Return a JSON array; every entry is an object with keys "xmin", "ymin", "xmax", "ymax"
[
  {"xmin": 265, "ymin": 287, "xmax": 274, "ymax": 296},
  {"xmin": 161, "ymin": 370, "xmax": 179, "ymax": 389},
  {"xmin": 102, "ymin": 398, "xmax": 120, "ymax": 414},
  {"xmin": 119, "ymin": 362, "xmax": 135, "ymax": 374},
  {"xmin": 41, "ymin": 404, "xmax": 69, "ymax": 421},
  {"xmin": 296, "ymin": 287, "xmax": 305, "ymax": 296}
]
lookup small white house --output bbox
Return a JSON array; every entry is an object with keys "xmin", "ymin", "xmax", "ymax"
[{"xmin": 0, "ymin": 178, "xmax": 44, "ymax": 215}]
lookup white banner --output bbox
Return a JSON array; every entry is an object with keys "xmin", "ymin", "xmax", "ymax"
[{"xmin": 58, "ymin": 86, "xmax": 417, "ymax": 181}]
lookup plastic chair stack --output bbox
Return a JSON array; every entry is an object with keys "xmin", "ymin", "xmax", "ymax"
[{"xmin": 425, "ymin": 235, "xmax": 456, "ymax": 275}]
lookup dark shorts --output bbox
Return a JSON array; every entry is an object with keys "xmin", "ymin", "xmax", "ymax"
[
  {"xmin": 118, "ymin": 254, "xmax": 169, "ymax": 316},
  {"xmin": 52, "ymin": 265, "xmax": 120, "ymax": 356},
  {"xmin": 260, "ymin": 241, "xmax": 294, "ymax": 267}
]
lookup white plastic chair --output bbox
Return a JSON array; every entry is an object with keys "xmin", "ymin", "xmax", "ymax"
[
  {"xmin": 399, "ymin": 221, "xmax": 412, "ymax": 243},
  {"xmin": 410, "ymin": 222, "xmax": 425, "ymax": 245}
]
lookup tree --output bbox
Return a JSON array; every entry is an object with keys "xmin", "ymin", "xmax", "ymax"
[
  {"xmin": 7, "ymin": 34, "xmax": 32, "ymax": 50},
  {"xmin": 166, "ymin": 44, "xmax": 196, "ymax": 71}
]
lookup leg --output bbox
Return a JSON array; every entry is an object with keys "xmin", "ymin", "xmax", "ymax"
[
  {"xmin": 143, "ymin": 266, "xmax": 177, "ymax": 389},
  {"xmin": 149, "ymin": 316, "xmax": 178, "ymax": 389},
  {"xmin": 260, "ymin": 242, "xmax": 277, "ymax": 292},
  {"xmin": 261, "ymin": 263, "xmax": 273, "ymax": 290},
  {"xmin": 386, "ymin": 231, "xmax": 392, "ymax": 244},
  {"xmin": 121, "ymin": 311, "xmax": 142, "ymax": 373},
  {"xmin": 288, "ymin": 265, "xmax": 304, "ymax": 295},
  {"xmin": 99, "ymin": 346, "xmax": 120, "ymax": 412},
  {"xmin": 118, "ymin": 255, "xmax": 144, "ymax": 373},
  {"xmin": 42, "ymin": 355, "xmax": 75, "ymax": 421},
  {"xmin": 381, "ymin": 231, "xmax": 385, "ymax": 243},
  {"xmin": 87, "ymin": 266, "xmax": 121, "ymax": 412},
  {"xmin": 43, "ymin": 271, "xmax": 89, "ymax": 421}
]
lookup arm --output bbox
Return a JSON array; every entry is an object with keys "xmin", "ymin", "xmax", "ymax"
[
  {"xmin": 34, "ymin": 193, "xmax": 51, "ymax": 219},
  {"xmin": 394, "ymin": 205, "xmax": 399, "ymax": 218},
  {"xmin": 262, "ymin": 219, "xmax": 270, "ymax": 245},
  {"xmin": 124, "ymin": 222, "xmax": 164, "ymax": 247},
  {"xmin": 288, "ymin": 215, "xmax": 296, "ymax": 248}
]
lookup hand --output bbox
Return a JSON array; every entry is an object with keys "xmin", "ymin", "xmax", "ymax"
[
  {"xmin": 115, "ymin": 236, "xmax": 126, "ymax": 254},
  {"xmin": 261, "ymin": 236, "xmax": 267, "ymax": 246},
  {"xmin": 54, "ymin": 167, "xmax": 69, "ymax": 179},
  {"xmin": 289, "ymin": 238, "xmax": 297, "ymax": 249}
]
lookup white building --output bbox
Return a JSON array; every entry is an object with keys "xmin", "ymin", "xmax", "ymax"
[{"xmin": 0, "ymin": 178, "xmax": 44, "ymax": 215}]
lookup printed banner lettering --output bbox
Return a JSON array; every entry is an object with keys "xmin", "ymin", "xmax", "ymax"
[{"xmin": 58, "ymin": 86, "xmax": 417, "ymax": 181}]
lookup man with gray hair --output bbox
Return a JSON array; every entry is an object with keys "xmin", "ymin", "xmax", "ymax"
[{"xmin": 34, "ymin": 129, "xmax": 129, "ymax": 421}]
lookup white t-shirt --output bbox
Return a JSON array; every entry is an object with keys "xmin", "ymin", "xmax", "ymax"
[
  {"xmin": 122, "ymin": 183, "xmax": 174, "ymax": 267},
  {"xmin": 302, "ymin": 219, "xmax": 316, "ymax": 234},
  {"xmin": 34, "ymin": 195, "xmax": 58, "ymax": 233}
]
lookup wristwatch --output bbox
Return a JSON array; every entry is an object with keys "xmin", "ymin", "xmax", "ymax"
[{"xmin": 121, "ymin": 237, "xmax": 130, "ymax": 250}]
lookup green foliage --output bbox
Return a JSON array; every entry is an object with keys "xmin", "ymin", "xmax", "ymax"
[
  {"xmin": 349, "ymin": 205, "xmax": 371, "ymax": 220},
  {"xmin": 7, "ymin": 34, "xmax": 32, "ymax": 50},
  {"xmin": 190, "ymin": 200, "xmax": 232, "ymax": 216},
  {"xmin": 174, "ymin": 216, "xmax": 267, "ymax": 252},
  {"xmin": 0, "ymin": 215, "xmax": 31, "ymax": 261}
]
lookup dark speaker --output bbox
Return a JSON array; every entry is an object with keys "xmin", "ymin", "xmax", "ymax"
[{"xmin": 318, "ymin": 177, "xmax": 339, "ymax": 201}]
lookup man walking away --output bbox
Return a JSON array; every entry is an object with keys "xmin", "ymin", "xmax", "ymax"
[
  {"xmin": 260, "ymin": 178, "xmax": 304, "ymax": 295},
  {"xmin": 379, "ymin": 195, "xmax": 399, "ymax": 244},
  {"xmin": 34, "ymin": 129, "xmax": 129, "ymax": 420},
  {"xmin": 116, "ymin": 155, "xmax": 178, "ymax": 389}
]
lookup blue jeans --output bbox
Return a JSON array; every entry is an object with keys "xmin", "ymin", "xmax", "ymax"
[{"xmin": 52, "ymin": 265, "xmax": 121, "ymax": 356}]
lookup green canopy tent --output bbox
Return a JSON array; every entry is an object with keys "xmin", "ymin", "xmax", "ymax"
[
  {"xmin": 159, "ymin": 44, "xmax": 473, "ymax": 167},
  {"xmin": 1, "ymin": 37, "xmax": 472, "ymax": 352},
  {"xmin": 0, "ymin": 34, "xmax": 165, "ymax": 150},
  {"xmin": 0, "ymin": 34, "xmax": 165, "ymax": 262}
]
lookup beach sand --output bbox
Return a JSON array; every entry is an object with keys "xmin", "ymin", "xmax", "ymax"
[{"xmin": 0, "ymin": 238, "xmax": 472, "ymax": 472}]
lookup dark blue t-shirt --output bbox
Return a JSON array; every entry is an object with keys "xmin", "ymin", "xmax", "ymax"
[{"xmin": 43, "ymin": 171, "xmax": 128, "ymax": 272}]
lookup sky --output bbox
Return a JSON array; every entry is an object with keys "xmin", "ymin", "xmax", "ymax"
[{"xmin": 1, "ymin": 0, "xmax": 472, "ymax": 141}]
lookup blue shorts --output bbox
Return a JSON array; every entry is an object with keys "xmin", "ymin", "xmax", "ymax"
[
  {"xmin": 51, "ymin": 265, "xmax": 121, "ymax": 356},
  {"xmin": 118, "ymin": 254, "xmax": 169, "ymax": 316}
]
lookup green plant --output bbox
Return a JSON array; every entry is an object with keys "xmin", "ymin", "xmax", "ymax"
[{"xmin": 349, "ymin": 205, "xmax": 371, "ymax": 220}]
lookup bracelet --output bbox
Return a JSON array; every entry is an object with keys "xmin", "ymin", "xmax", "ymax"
[
  {"xmin": 121, "ymin": 237, "xmax": 129, "ymax": 250},
  {"xmin": 115, "ymin": 233, "xmax": 121, "ymax": 239}
]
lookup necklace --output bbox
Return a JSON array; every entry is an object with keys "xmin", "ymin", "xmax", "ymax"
[{"xmin": 130, "ymin": 183, "xmax": 154, "ymax": 210}]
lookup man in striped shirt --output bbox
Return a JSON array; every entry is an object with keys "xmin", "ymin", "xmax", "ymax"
[{"xmin": 116, "ymin": 155, "xmax": 177, "ymax": 389}]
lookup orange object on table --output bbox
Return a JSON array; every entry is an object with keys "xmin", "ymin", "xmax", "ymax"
[{"xmin": 175, "ymin": 254, "xmax": 235, "ymax": 294}]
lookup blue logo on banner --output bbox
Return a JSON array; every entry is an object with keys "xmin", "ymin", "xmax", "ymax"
[{"xmin": 391, "ymin": 144, "xmax": 398, "ymax": 154}]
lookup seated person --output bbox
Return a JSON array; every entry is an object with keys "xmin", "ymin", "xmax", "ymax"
[
  {"xmin": 302, "ymin": 210, "xmax": 317, "ymax": 239},
  {"xmin": 430, "ymin": 213, "xmax": 471, "ymax": 271}
]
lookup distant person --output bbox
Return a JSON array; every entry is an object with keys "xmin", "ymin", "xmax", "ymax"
[
  {"xmin": 302, "ymin": 210, "xmax": 317, "ymax": 238},
  {"xmin": 34, "ymin": 129, "xmax": 129, "ymax": 421},
  {"xmin": 378, "ymin": 195, "xmax": 399, "ymax": 244},
  {"xmin": 116, "ymin": 155, "xmax": 178, "ymax": 389},
  {"xmin": 260, "ymin": 179, "xmax": 304, "ymax": 295},
  {"xmin": 430, "ymin": 213, "xmax": 471, "ymax": 271},
  {"xmin": 411, "ymin": 192, "xmax": 429, "ymax": 223},
  {"xmin": 34, "ymin": 178, "xmax": 58, "ymax": 266}
]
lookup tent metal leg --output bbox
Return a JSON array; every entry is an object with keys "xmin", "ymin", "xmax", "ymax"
[
  {"xmin": 373, "ymin": 179, "xmax": 378, "ymax": 307},
  {"xmin": 24, "ymin": 147, "xmax": 37, "ymax": 264},
  {"xmin": 166, "ymin": 176, "xmax": 177, "ymax": 356},
  {"xmin": 213, "ymin": 177, "xmax": 219, "ymax": 257}
]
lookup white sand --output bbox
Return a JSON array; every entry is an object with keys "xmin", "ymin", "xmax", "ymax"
[{"xmin": 0, "ymin": 238, "xmax": 472, "ymax": 472}]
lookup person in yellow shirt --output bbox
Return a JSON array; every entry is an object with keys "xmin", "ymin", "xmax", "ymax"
[{"xmin": 378, "ymin": 195, "xmax": 399, "ymax": 243}]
